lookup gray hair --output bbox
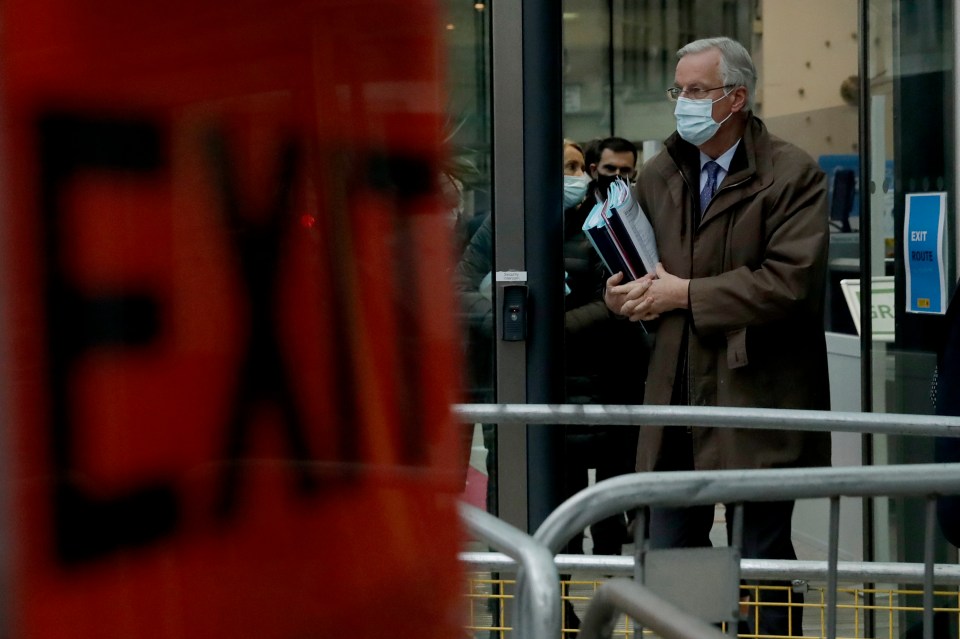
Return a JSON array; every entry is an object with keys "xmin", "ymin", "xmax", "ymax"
[{"xmin": 677, "ymin": 37, "xmax": 757, "ymax": 109}]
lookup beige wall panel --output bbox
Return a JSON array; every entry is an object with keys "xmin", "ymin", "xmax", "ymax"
[{"xmin": 760, "ymin": 0, "xmax": 859, "ymax": 117}]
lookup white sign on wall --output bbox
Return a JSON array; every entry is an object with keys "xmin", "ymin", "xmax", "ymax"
[{"xmin": 839, "ymin": 276, "xmax": 895, "ymax": 342}]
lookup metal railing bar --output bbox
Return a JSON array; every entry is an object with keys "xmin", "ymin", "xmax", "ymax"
[
  {"xmin": 632, "ymin": 507, "xmax": 647, "ymax": 639},
  {"xmin": 924, "ymin": 497, "xmax": 936, "ymax": 639},
  {"xmin": 453, "ymin": 403, "xmax": 960, "ymax": 438},
  {"xmin": 458, "ymin": 503, "xmax": 560, "ymax": 639},
  {"xmin": 459, "ymin": 552, "xmax": 960, "ymax": 585},
  {"xmin": 827, "ymin": 497, "xmax": 840, "ymax": 639},
  {"xmin": 729, "ymin": 503, "xmax": 744, "ymax": 639},
  {"xmin": 731, "ymin": 503, "xmax": 743, "ymax": 553},
  {"xmin": 532, "ymin": 464, "xmax": 960, "ymax": 555},
  {"xmin": 579, "ymin": 579, "xmax": 728, "ymax": 639}
]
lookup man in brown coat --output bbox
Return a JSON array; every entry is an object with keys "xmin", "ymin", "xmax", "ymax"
[{"xmin": 604, "ymin": 36, "xmax": 831, "ymax": 636}]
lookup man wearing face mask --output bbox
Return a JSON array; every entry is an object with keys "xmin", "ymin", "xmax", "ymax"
[
  {"xmin": 586, "ymin": 136, "xmax": 638, "ymax": 203},
  {"xmin": 603, "ymin": 37, "xmax": 830, "ymax": 637}
]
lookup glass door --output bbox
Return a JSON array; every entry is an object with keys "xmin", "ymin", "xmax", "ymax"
[
  {"xmin": 443, "ymin": 0, "xmax": 497, "ymax": 518},
  {"xmin": 863, "ymin": 0, "xmax": 958, "ymax": 574}
]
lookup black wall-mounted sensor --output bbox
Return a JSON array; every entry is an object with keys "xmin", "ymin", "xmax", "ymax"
[{"xmin": 501, "ymin": 284, "xmax": 527, "ymax": 341}]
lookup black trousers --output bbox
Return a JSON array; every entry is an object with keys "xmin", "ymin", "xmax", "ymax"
[
  {"xmin": 562, "ymin": 425, "xmax": 639, "ymax": 555},
  {"xmin": 648, "ymin": 426, "xmax": 803, "ymax": 637}
]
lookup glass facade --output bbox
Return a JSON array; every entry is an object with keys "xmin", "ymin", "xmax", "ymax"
[{"xmin": 445, "ymin": 0, "xmax": 960, "ymax": 573}]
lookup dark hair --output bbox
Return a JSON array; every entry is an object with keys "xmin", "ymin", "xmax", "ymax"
[
  {"xmin": 582, "ymin": 138, "xmax": 603, "ymax": 169},
  {"xmin": 595, "ymin": 136, "xmax": 638, "ymax": 165}
]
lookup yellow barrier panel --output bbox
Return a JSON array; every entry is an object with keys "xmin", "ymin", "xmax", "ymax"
[{"xmin": 465, "ymin": 575, "xmax": 960, "ymax": 639}]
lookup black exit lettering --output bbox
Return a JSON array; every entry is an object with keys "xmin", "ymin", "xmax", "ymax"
[
  {"xmin": 38, "ymin": 114, "xmax": 322, "ymax": 564},
  {"xmin": 36, "ymin": 111, "xmax": 432, "ymax": 566},
  {"xmin": 38, "ymin": 113, "xmax": 179, "ymax": 565},
  {"xmin": 203, "ymin": 130, "xmax": 319, "ymax": 521}
]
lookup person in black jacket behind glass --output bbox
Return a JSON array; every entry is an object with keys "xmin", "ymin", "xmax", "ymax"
[
  {"xmin": 562, "ymin": 137, "xmax": 647, "ymax": 558},
  {"xmin": 934, "ymin": 283, "xmax": 960, "ymax": 547},
  {"xmin": 454, "ymin": 139, "xmax": 647, "ymax": 556},
  {"xmin": 455, "ymin": 138, "xmax": 648, "ymax": 631}
]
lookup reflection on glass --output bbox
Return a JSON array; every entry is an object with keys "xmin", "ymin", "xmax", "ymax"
[
  {"xmin": 866, "ymin": 0, "xmax": 958, "ymax": 583},
  {"xmin": 562, "ymin": 0, "xmax": 755, "ymax": 149},
  {"xmin": 442, "ymin": 0, "xmax": 496, "ymax": 522}
]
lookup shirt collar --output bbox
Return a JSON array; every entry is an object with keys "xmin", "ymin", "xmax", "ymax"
[{"xmin": 700, "ymin": 139, "xmax": 741, "ymax": 173}]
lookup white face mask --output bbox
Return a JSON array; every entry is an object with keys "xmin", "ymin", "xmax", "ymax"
[
  {"xmin": 563, "ymin": 173, "xmax": 590, "ymax": 209},
  {"xmin": 674, "ymin": 89, "xmax": 734, "ymax": 146}
]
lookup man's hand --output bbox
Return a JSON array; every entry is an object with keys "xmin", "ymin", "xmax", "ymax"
[
  {"xmin": 611, "ymin": 263, "xmax": 689, "ymax": 322},
  {"xmin": 604, "ymin": 271, "xmax": 655, "ymax": 316}
]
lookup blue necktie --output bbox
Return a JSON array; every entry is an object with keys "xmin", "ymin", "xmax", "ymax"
[{"xmin": 700, "ymin": 161, "xmax": 721, "ymax": 217}]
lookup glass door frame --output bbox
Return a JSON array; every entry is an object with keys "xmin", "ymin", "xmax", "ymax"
[{"xmin": 490, "ymin": 0, "xmax": 567, "ymax": 534}]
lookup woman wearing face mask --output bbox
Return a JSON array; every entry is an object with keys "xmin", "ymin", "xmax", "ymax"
[
  {"xmin": 453, "ymin": 141, "xmax": 599, "ymax": 517},
  {"xmin": 455, "ymin": 140, "xmax": 592, "ymax": 333},
  {"xmin": 561, "ymin": 139, "xmax": 602, "ymax": 329},
  {"xmin": 453, "ymin": 140, "xmax": 647, "ymax": 581},
  {"xmin": 563, "ymin": 140, "xmax": 591, "ymax": 210}
]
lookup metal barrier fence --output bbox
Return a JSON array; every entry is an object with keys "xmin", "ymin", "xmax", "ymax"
[
  {"xmin": 453, "ymin": 403, "xmax": 960, "ymax": 438},
  {"xmin": 459, "ymin": 502, "xmax": 561, "ymax": 639},
  {"xmin": 538, "ymin": 464, "xmax": 960, "ymax": 639},
  {"xmin": 461, "ymin": 553, "xmax": 960, "ymax": 585},
  {"xmin": 460, "ymin": 572, "xmax": 960, "ymax": 639},
  {"xmin": 455, "ymin": 404, "xmax": 960, "ymax": 639}
]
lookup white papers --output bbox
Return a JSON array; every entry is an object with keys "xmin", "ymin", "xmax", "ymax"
[
  {"xmin": 581, "ymin": 179, "xmax": 659, "ymax": 281},
  {"xmin": 607, "ymin": 180, "xmax": 659, "ymax": 275}
]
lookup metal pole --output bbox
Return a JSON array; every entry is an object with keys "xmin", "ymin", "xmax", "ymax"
[
  {"xmin": 459, "ymin": 502, "xmax": 561, "ymax": 639},
  {"xmin": 460, "ymin": 551, "xmax": 960, "ymax": 585},
  {"xmin": 954, "ymin": 0, "xmax": 960, "ymax": 284},
  {"xmin": 827, "ymin": 497, "xmax": 841, "ymax": 639},
  {"xmin": 923, "ymin": 497, "xmax": 936, "ymax": 639},
  {"xmin": 857, "ymin": 3, "xmax": 876, "ymax": 630},
  {"xmin": 490, "ymin": 0, "xmax": 528, "ymax": 534},
  {"xmin": 632, "ymin": 507, "xmax": 647, "ymax": 639},
  {"xmin": 857, "ymin": 0, "xmax": 874, "ymax": 405},
  {"xmin": 453, "ymin": 403, "xmax": 960, "ymax": 437},
  {"xmin": 532, "ymin": 464, "xmax": 960, "ymax": 555},
  {"xmin": 729, "ymin": 503, "xmax": 743, "ymax": 639},
  {"xmin": 522, "ymin": 0, "xmax": 565, "ymax": 534},
  {"xmin": 607, "ymin": 0, "xmax": 615, "ymax": 135}
]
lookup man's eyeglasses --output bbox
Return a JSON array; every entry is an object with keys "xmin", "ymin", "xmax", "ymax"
[{"xmin": 666, "ymin": 84, "xmax": 735, "ymax": 101}]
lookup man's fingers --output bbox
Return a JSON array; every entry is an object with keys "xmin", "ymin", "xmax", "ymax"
[{"xmin": 612, "ymin": 279, "xmax": 652, "ymax": 299}]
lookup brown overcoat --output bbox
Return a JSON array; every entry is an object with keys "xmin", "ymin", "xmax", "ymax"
[{"xmin": 635, "ymin": 115, "xmax": 832, "ymax": 472}]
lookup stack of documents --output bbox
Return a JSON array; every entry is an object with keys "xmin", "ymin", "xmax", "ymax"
[{"xmin": 581, "ymin": 179, "xmax": 658, "ymax": 282}]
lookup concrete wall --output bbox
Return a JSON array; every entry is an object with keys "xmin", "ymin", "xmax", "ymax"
[{"xmin": 760, "ymin": 0, "xmax": 860, "ymax": 158}]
